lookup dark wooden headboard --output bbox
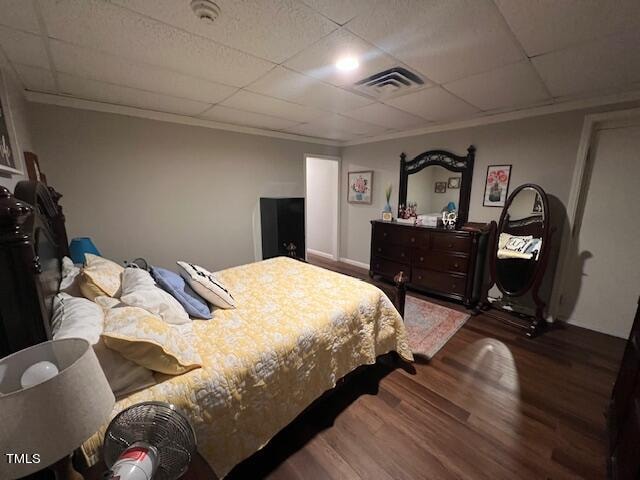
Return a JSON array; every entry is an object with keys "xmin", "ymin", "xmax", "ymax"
[{"xmin": 0, "ymin": 180, "xmax": 69, "ymax": 358}]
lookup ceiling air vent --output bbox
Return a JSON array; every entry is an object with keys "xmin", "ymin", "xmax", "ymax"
[{"xmin": 352, "ymin": 67, "xmax": 425, "ymax": 100}]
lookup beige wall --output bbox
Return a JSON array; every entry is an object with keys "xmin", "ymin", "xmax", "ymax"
[
  {"xmin": 0, "ymin": 68, "xmax": 35, "ymax": 190},
  {"xmin": 29, "ymin": 103, "xmax": 339, "ymax": 271}
]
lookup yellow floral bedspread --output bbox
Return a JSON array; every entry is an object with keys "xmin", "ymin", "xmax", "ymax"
[{"xmin": 83, "ymin": 256, "xmax": 413, "ymax": 477}]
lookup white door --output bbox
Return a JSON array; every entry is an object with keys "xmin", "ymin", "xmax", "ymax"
[{"xmin": 563, "ymin": 121, "xmax": 640, "ymax": 337}]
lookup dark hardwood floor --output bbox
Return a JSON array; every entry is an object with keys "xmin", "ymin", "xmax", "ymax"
[{"xmin": 227, "ymin": 254, "xmax": 625, "ymax": 480}]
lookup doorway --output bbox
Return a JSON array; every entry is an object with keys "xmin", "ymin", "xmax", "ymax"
[
  {"xmin": 305, "ymin": 155, "xmax": 340, "ymax": 260},
  {"xmin": 560, "ymin": 115, "xmax": 640, "ymax": 337}
]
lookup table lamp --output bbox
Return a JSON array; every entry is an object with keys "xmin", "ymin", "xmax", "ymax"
[
  {"xmin": 0, "ymin": 338, "xmax": 115, "ymax": 480},
  {"xmin": 68, "ymin": 237, "xmax": 101, "ymax": 265}
]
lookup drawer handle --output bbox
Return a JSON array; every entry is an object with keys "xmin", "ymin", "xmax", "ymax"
[
  {"xmin": 452, "ymin": 283, "xmax": 457, "ymax": 289},
  {"xmin": 447, "ymin": 243, "xmax": 453, "ymax": 248},
  {"xmin": 383, "ymin": 232, "xmax": 388, "ymax": 237},
  {"xmin": 418, "ymin": 275, "xmax": 423, "ymax": 280},
  {"xmin": 453, "ymin": 263, "xmax": 459, "ymax": 268},
  {"xmin": 375, "ymin": 264, "xmax": 380, "ymax": 269},
  {"xmin": 419, "ymin": 256, "xmax": 424, "ymax": 262},
  {"xmin": 411, "ymin": 237, "xmax": 416, "ymax": 243},
  {"xmin": 400, "ymin": 252, "xmax": 405, "ymax": 257},
  {"xmin": 377, "ymin": 247, "xmax": 382, "ymax": 252}
]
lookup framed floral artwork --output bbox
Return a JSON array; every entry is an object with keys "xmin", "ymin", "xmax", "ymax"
[
  {"xmin": 347, "ymin": 170, "xmax": 373, "ymax": 204},
  {"xmin": 483, "ymin": 165, "xmax": 511, "ymax": 207},
  {"xmin": 434, "ymin": 181, "xmax": 447, "ymax": 193}
]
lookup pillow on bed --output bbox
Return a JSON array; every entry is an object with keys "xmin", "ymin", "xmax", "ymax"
[
  {"xmin": 60, "ymin": 257, "xmax": 83, "ymax": 297},
  {"xmin": 150, "ymin": 266, "xmax": 212, "ymax": 319},
  {"xmin": 101, "ymin": 305, "xmax": 201, "ymax": 375},
  {"xmin": 120, "ymin": 267, "xmax": 190, "ymax": 325},
  {"xmin": 177, "ymin": 261, "xmax": 236, "ymax": 309},
  {"xmin": 79, "ymin": 253, "xmax": 124, "ymax": 300},
  {"xmin": 52, "ymin": 292, "xmax": 103, "ymax": 344}
]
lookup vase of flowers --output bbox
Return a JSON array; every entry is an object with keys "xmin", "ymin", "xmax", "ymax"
[{"xmin": 383, "ymin": 185, "xmax": 392, "ymax": 213}]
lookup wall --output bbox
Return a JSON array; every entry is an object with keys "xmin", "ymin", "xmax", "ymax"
[
  {"xmin": 0, "ymin": 68, "xmax": 34, "ymax": 190},
  {"xmin": 340, "ymin": 110, "xmax": 590, "ymax": 265},
  {"xmin": 29, "ymin": 103, "xmax": 339, "ymax": 271},
  {"xmin": 305, "ymin": 156, "xmax": 338, "ymax": 258}
]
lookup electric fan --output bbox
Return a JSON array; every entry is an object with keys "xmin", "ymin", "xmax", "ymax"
[{"xmin": 103, "ymin": 401, "xmax": 197, "ymax": 480}]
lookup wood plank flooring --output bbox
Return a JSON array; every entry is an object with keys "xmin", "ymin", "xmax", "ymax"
[{"xmin": 227, "ymin": 254, "xmax": 625, "ymax": 480}]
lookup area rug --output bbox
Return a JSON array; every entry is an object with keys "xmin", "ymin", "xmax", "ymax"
[{"xmin": 404, "ymin": 296, "xmax": 470, "ymax": 359}]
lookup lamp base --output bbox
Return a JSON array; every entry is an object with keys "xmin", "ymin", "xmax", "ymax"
[{"xmin": 50, "ymin": 455, "xmax": 84, "ymax": 480}]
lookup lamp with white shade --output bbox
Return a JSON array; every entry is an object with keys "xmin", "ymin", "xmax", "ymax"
[{"xmin": 0, "ymin": 338, "xmax": 115, "ymax": 480}]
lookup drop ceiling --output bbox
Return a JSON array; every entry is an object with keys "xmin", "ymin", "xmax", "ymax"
[{"xmin": 1, "ymin": 0, "xmax": 639, "ymax": 144}]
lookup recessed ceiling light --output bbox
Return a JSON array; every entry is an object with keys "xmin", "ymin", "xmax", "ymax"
[{"xmin": 336, "ymin": 56, "xmax": 359, "ymax": 72}]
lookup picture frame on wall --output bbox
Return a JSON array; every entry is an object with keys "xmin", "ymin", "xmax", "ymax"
[
  {"xmin": 483, "ymin": 164, "xmax": 512, "ymax": 207},
  {"xmin": 447, "ymin": 176, "xmax": 461, "ymax": 189},
  {"xmin": 347, "ymin": 170, "xmax": 373, "ymax": 204},
  {"xmin": 0, "ymin": 71, "xmax": 22, "ymax": 175},
  {"xmin": 434, "ymin": 181, "xmax": 447, "ymax": 193}
]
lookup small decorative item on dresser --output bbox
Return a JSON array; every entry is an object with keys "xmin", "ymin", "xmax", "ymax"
[
  {"xmin": 347, "ymin": 170, "xmax": 373, "ymax": 204},
  {"xmin": 434, "ymin": 181, "xmax": 447, "ymax": 193},
  {"xmin": 382, "ymin": 184, "xmax": 393, "ymax": 221},
  {"xmin": 483, "ymin": 165, "xmax": 512, "ymax": 207}
]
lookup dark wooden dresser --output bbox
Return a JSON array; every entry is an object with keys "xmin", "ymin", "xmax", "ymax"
[
  {"xmin": 608, "ymin": 298, "xmax": 640, "ymax": 479},
  {"xmin": 369, "ymin": 220, "xmax": 487, "ymax": 306}
]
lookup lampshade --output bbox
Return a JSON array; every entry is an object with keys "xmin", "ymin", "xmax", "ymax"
[
  {"xmin": 0, "ymin": 338, "xmax": 115, "ymax": 479},
  {"xmin": 69, "ymin": 237, "xmax": 101, "ymax": 264}
]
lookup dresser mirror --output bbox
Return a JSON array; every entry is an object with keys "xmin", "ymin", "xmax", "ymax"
[
  {"xmin": 482, "ymin": 183, "xmax": 553, "ymax": 337},
  {"xmin": 399, "ymin": 146, "xmax": 475, "ymax": 226}
]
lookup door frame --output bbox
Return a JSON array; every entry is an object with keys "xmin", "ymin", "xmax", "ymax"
[
  {"xmin": 303, "ymin": 153, "xmax": 341, "ymax": 261},
  {"xmin": 551, "ymin": 107, "xmax": 640, "ymax": 319}
]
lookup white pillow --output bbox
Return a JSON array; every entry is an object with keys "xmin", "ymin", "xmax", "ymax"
[
  {"xmin": 120, "ymin": 267, "xmax": 190, "ymax": 325},
  {"xmin": 60, "ymin": 256, "xmax": 82, "ymax": 297},
  {"xmin": 177, "ymin": 261, "xmax": 236, "ymax": 309},
  {"xmin": 52, "ymin": 293, "xmax": 103, "ymax": 345}
]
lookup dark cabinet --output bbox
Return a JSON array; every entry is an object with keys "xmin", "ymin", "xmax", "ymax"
[
  {"xmin": 260, "ymin": 197, "xmax": 305, "ymax": 260},
  {"xmin": 608, "ymin": 298, "xmax": 640, "ymax": 480},
  {"xmin": 369, "ymin": 220, "xmax": 487, "ymax": 306}
]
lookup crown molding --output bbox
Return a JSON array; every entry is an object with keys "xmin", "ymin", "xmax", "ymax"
[
  {"xmin": 23, "ymin": 91, "xmax": 342, "ymax": 147},
  {"xmin": 343, "ymin": 89, "xmax": 640, "ymax": 147}
]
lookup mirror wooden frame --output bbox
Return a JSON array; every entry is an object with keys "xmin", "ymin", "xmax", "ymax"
[
  {"xmin": 481, "ymin": 183, "xmax": 554, "ymax": 337},
  {"xmin": 398, "ymin": 145, "xmax": 475, "ymax": 227}
]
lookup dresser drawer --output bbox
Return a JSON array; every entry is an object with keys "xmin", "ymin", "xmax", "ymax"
[
  {"xmin": 373, "ymin": 244, "xmax": 411, "ymax": 263},
  {"xmin": 413, "ymin": 251, "xmax": 469, "ymax": 274},
  {"xmin": 371, "ymin": 257, "xmax": 410, "ymax": 280},
  {"xmin": 373, "ymin": 223, "xmax": 410, "ymax": 246},
  {"xmin": 431, "ymin": 233, "xmax": 471, "ymax": 254},
  {"xmin": 412, "ymin": 268, "xmax": 466, "ymax": 296}
]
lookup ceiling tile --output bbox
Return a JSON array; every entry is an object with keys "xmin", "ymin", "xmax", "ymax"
[
  {"xmin": 221, "ymin": 90, "xmax": 325, "ymax": 123},
  {"xmin": 50, "ymin": 40, "xmax": 237, "ymax": 104},
  {"xmin": 300, "ymin": 0, "xmax": 370, "ymax": 25},
  {"xmin": 198, "ymin": 105, "xmax": 300, "ymax": 131},
  {"xmin": 286, "ymin": 113, "xmax": 388, "ymax": 140},
  {"xmin": 246, "ymin": 66, "xmax": 373, "ymax": 113},
  {"xmin": 532, "ymin": 30, "xmax": 640, "ymax": 97},
  {"xmin": 13, "ymin": 64, "xmax": 56, "ymax": 92},
  {"xmin": 112, "ymin": 0, "xmax": 338, "ymax": 64},
  {"xmin": 57, "ymin": 73, "xmax": 211, "ymax": 116},
  {"xmin": 0, "ymin": 26, "xmax": 49, "ymax": 69},
  {"xmin": 347, "ymin": 0, "xmax": 524, "ymax": 84},
  {"xmin": 284, "ymin": 28, "xmax": 397, "ymax": 88},
  {"xmin": 0, "ymin": 0, "xmax": 40, "ymax": 33},
  {"xmin": 39, "ymin": 0, "xmax": 274, "ymax": 87},
  {"xmin": 445, "ymin": 61, "xmax": 551, "ymax": 111},
  {"xmin": 342, "ymin": 103, "xmax": 427, "ymax": 130},
  {"xmin": 494, "ymin": 0, "xmax": 640, "ymax": 56},
  {"xmin": 385, "ymin": 87, "xmax": 480, "ymax": 122}
]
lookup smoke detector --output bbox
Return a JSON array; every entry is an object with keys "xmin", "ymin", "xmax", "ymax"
[{"xmin": 191, "ymin": 0, "xmax": 220, "ymax": 24}]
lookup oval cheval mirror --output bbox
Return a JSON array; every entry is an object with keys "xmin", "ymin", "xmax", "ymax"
[{"xmin": 488, "ymin": 184, "xmax": 552, "ymax": 337}]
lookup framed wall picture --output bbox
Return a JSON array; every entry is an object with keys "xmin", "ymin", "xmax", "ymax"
[
  {"xmin": 447, "ymin": 176, "xmax": 461, "ymax": 189},
  {"xmin": 0, "ymin": 71, "xmax": 22, "ymax": 175},
  {"xmin": 483, "ymin": 165, "xmax": 512, "ymax": 207},
  {"xmin": 434, "ymin": 181, "xmax": 447, "ymax": 193},
  {"xmin": 347, "ymin": 170, "xmax": 373, "ymax": 204}
]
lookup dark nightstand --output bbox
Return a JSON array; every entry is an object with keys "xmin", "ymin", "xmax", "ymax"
[{"xmin": 82, "ymin": 452, "xmax": 218, "ymax": 480}]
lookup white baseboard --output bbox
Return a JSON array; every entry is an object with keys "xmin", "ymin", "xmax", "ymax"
[
  {"xmin": 339, "ymin": 257, "xmax": 370, "ymax": 270},
  {"xmin": 306, "ymin": 248, "xmax": 335, "ymax": 260}
]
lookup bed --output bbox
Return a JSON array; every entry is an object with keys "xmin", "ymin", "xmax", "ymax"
[{"xmin": 0, "ymin": 181, "xmax": 413, "ymax": 477}]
